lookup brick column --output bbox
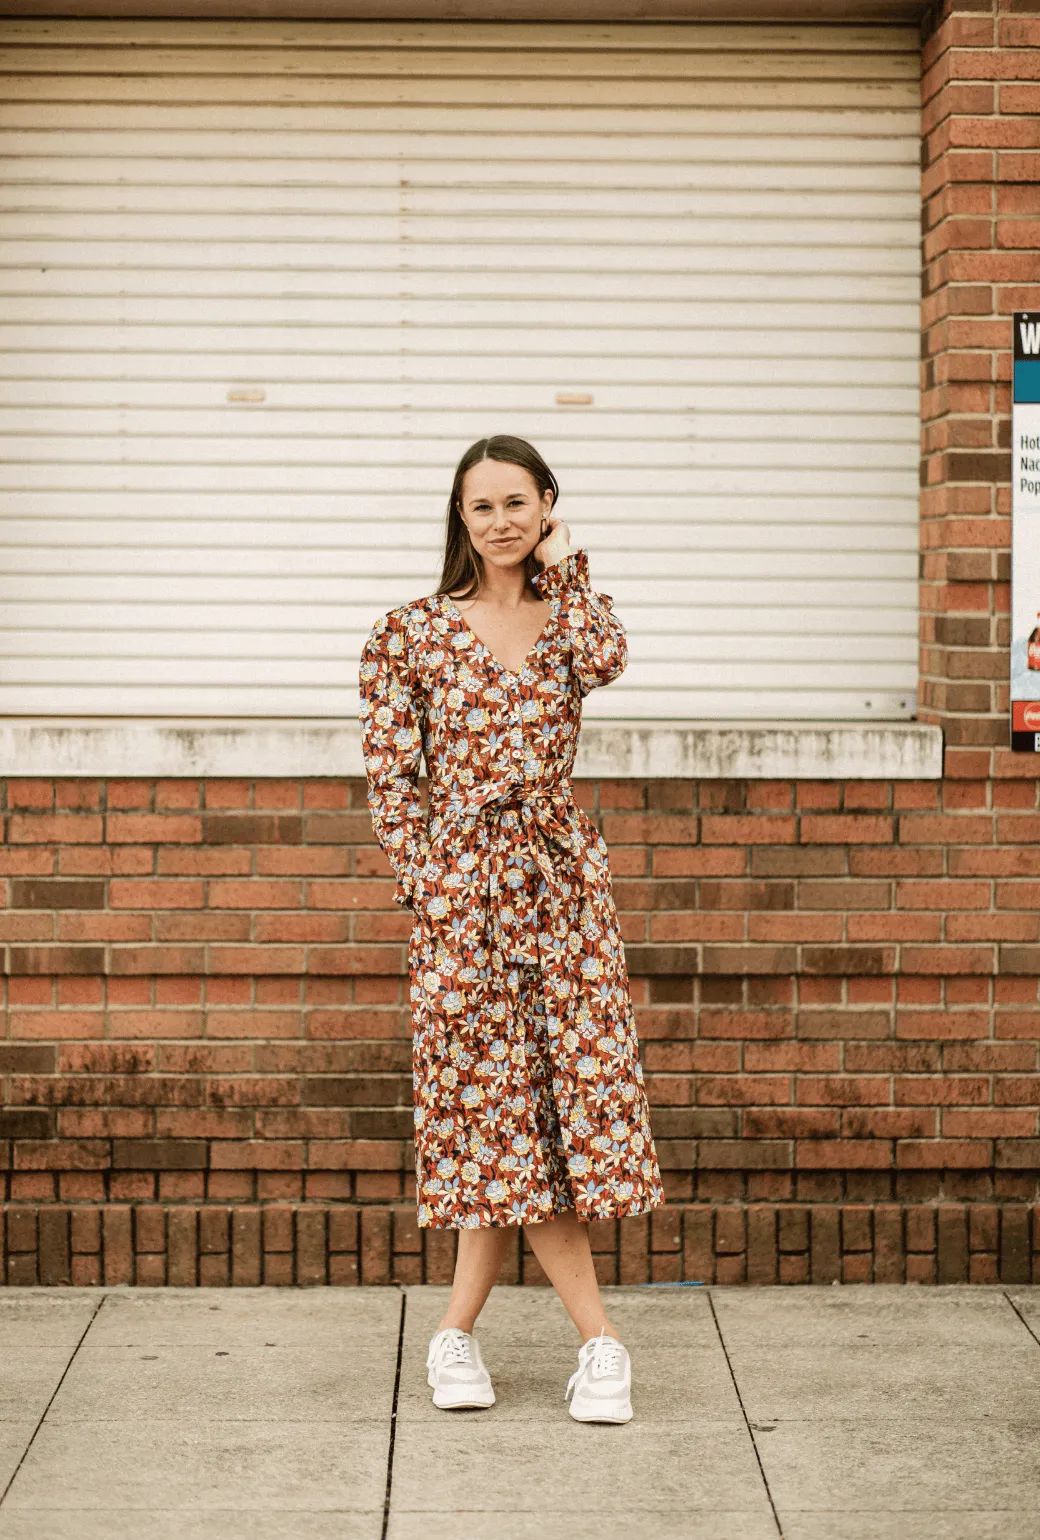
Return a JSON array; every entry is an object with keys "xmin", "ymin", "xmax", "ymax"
[{"xmin": 920, "ymin": 0, "xmax": 1039, "ymax": 771}]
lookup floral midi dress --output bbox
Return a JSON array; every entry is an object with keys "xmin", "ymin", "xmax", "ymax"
[{"xmin": 358, "ymin": 548, "xmax": 665, "ymax": 1230}]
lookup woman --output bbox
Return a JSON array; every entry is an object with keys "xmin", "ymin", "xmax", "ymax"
[{"xmin": 358, "ymin": 434, "xmax": 664, "ymax": 1424}]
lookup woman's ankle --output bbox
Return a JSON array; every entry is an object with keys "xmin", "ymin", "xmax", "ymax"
[
  {"xmin": 436, "ymin": 1315, "xmax": 476, "ymax": 1334},
  {"xmin": 578, "ymin": 1317, "xmax": 621, "ymax": 1344}
]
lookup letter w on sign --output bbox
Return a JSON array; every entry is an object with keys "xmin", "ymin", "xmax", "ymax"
[{"xmin": 1021, "ymin": 319, "xmax": 1040, "ymax": 356}]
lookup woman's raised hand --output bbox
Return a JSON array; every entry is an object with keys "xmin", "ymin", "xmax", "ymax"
[{"xmin": 534, "ymin": 514, "xmax": 572, "ymax": 568}]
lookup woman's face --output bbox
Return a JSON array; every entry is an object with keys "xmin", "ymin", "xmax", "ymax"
[{"xmin": 458, "ymin": 459, "xmax": 553, "ymax": 573}]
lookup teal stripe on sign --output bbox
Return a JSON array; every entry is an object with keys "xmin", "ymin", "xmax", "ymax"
[{"xmin": 1015, "ymin": 360, "xmax": 1040, "ymax": 404}]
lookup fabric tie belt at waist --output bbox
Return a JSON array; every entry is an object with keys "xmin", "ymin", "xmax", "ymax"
[{"xmin": 427, "ymin": 775, "xmax": 584, "ymax": 955}]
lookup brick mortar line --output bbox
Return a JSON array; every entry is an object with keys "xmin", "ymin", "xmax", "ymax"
[{"xmin": 0, "ymin": 1290, "xmax": 106, "ymax": 1508}]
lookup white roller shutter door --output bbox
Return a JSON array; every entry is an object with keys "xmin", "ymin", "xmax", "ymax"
[{"xmin": 0, "ymin": 19, "xmax": 921, "ymax": 720}]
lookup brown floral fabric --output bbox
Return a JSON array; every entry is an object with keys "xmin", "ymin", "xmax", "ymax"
[{"xmin": 358, "ymin": 548, "xmax": 665, "ymax": 1229}]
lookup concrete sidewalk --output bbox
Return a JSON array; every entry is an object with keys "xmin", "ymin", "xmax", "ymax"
[{"xmin": 1, "ymin": 1285, "xmax": 1040, "ymax": 1540}]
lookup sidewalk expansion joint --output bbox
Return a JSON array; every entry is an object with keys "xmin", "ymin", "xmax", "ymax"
[
  {"xmin": 0, "ymin": 1289, "xmax": 107, "ymax": 1509},
  {"xmin": 381, "ymin": 1286, "xmax": 407, "ymax": 1540},
  {"xmin": 707, "ymin": 1290, "xmax": 784, "ymax": 1540},
  {"xmin": 1003, "ymin": 1288, "xmax": 1040, "ymax": 1353}
]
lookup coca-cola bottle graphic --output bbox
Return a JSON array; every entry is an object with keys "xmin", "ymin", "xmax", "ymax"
[{"xmin": 1030, "ymin": 613, "xmax": 1040, "ymax": 671}]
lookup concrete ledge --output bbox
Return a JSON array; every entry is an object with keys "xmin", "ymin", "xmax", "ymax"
[
  {"xmin": 0, "ymin": 2, "xmax": 927, "ymax": 21},
  {"xmin": 0, "ymin": 719, "xmax": 944, "ymax": 781},
  {"xmin": 576, "ymin": 721, "xmax": 943, "ymax": 781}
]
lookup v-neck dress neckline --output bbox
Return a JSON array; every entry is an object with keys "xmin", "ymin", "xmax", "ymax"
[{"xmin": 441, "ymin": 590, "xmax": 556, "ymax": 679}]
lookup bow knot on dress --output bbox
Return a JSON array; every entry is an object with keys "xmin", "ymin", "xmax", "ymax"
[
  {"xmin": 426, "ymin": 775, "xmax": 585, "ymax": 964},
  {"xmin": 359, "ymin": 547, "xmax": 665, "ymax": 1230}
]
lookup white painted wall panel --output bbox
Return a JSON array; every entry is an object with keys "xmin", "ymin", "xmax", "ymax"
[{"xmin": 0, "ymin": 17, "xmax": 921, "ymax": 720}]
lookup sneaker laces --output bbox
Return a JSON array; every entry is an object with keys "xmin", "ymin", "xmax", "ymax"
[
  {"xmin": 564, "ymin": 1327, "xmax": 623, "ymax": 1401},
  {"xmin": 430, "ymin": 1328, "xmax": 473, "ymax": 1370}
]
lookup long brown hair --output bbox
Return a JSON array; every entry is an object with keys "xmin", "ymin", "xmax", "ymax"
[{"xmin": 437, "ymin": 435, "xmax": 560, "ymax": 602}]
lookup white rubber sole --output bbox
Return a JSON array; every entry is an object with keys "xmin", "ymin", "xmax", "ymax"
[
  {"xmin": 567, "ymin": 1392, "xmax": 633, "ymax": 1424},
  {"xmin": 427, "ymin": 1370, "xmax": 496, "ymax": 1410}
]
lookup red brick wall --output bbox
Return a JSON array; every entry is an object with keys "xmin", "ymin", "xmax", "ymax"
[
  {"xmin": 920, "ymin": 0, "xmax": 1038, "ymax": 752},
  {"xmin": 5, "ymin": 1200, "xmax": 1040, "ymax": 1289},
  {"xmin": 3, "ymin": 770, "xmax": 1040, "ymax": 1286}
]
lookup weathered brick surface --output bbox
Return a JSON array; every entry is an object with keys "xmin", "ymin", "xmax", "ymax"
[
  {"xmin": 4, "ymin": 770, "xmax": 1040, "ymax": 1253},
  {"xmin": 920, "ymin": 0, "xmax": 1032, "ymax": 757}
]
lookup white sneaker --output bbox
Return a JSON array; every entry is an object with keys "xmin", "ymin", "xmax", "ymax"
[
  {"xmin": 426, "ymin": 1326, "xmax": 496, "ymax": 1410},
  {"xmin": 564, "ymin": 1326, "xmax": 633, "ymax": 1423}
]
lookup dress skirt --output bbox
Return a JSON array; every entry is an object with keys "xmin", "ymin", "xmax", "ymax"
[
  {"xmin": 411, "ymin": 942, "xmax": 580, "ymax": 1228},
  {"xmin": 409, "ymin": 894, "xmax": 663, "ymax": 1230},
  {"xmin": 515, "ymin": 965, "xmax": 576, "ymax": 1211}
]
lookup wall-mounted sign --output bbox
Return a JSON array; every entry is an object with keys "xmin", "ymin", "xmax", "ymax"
[{"xmin": 1011, "ymin": 311, "xmax": 1040, "ymax": 751}]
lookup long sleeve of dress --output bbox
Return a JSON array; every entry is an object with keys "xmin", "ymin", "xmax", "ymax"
[
  {"xmin": 358, "ymin": 611, "xmax": 431, "ymax": 911},
  {"xmin": 531, "ymin": 546, "xmax": 628, "ymax": 697}
]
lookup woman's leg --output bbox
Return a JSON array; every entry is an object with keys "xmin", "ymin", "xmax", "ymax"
[
  {"xmin": 436, "ymin": 1225, "xmax": 512, "ymax": 1333},
  {"xmin": 524, "ymin": 1209, "xmax": 621, "ymax": 1342}
]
